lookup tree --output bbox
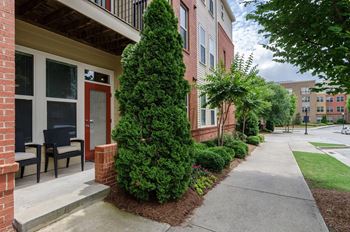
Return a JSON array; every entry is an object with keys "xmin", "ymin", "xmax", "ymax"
[
  {"xmin": 112, "ymin": 0, "xmax": 193, "ymax": 203},
  {"xmin": 294, "ymin": 113, "xmax": 302, "ymax": 125},
  {"xmin": 247, "ymin": 0, "xmax": 350, "ymax": 93},
  {"xmin": 231, "ymin": 54, "xmax": 271, "ymax": 136},
  {"xmin": 199, "ymin": 63, "xmax": 247, "ymax": 146},
  {"xmin": 286, "ymin": 94, "xmax": 297, "ymax": 132},
  {"xmin": 263, "ymin": 83, "xmax": 291, "ymax": 127},
  {"xmin": 321, "ymin": 115, "xmax": 328, "ymax": 124}
]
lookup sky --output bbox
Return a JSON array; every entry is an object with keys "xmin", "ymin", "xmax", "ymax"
[{"xmin": 228, "ymin": 0, "xmax": 318, "ymax": 83}]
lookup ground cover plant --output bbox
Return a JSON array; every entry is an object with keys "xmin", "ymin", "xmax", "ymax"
[
  {"xmin": 246, "ymin": 136, "xmax": 260, "ymax": 146},
  {"xmin": 293, "ymin": 151, "xmax": 350, "ymax": 231}
]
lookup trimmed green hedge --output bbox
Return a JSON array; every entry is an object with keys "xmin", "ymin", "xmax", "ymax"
[
  {"xmin": 258, "ymin": 134, "xmax": 265, "ymax": 143},
  {"xmin": 195, "ymin": 150, "xmax": 225, "ymax": 172},
  {"xmin": 207, "ymin": 146, "xmax": 233, "ymax": 166},
  {"xmin": 247, "ymin": 136, "xmax": 260, "ymax": 145}
]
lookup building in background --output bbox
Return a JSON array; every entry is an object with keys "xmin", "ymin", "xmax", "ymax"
[{"xmin": 280, "ymin": 80, "xmax": 349, "ymax": 123}]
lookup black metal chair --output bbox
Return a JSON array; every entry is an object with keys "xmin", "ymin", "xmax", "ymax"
[
  {"xmin": 43, "ymin": 128, "xmax": 84, "ymax": 178},
  {"xmin": 15, "ymin": 132, "xmax": 41, "ymax": 183}
]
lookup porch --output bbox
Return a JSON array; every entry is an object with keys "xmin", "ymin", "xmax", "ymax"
[{"xmin": 14, "ymin": 163, "xmax": 110, "ymax": 232}]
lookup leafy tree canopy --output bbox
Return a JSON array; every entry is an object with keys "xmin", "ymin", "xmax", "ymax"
[{"xmin": 247, "ymin": 0, "xmax": 350, "ymax": 93}]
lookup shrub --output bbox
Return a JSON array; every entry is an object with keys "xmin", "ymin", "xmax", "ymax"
[
  {"xmin": 336, "ymin": 118, "xmax": 346, "ymax": 124},
  {"xmin": 207, "ymin": 146, "xmax": 233, "ymax": 166},
  {"xmin": 266, "ymin": 120, "xmax": 275, "ymax": 132},
  {"xmin": 195, "ymin": 150, "xmax": 225, "ymax": 172},
  {"xmin": 194, "ymin": 142, "xmax": 207, "ymax": 151},
  {"xmin": 221, "ymin": 135, "xmax": 248, "ymax": 159},
  {"xmin": 233, "ymin": 131, "xmax": 247, "ymax": 142},
  {"xmin": 202, "ymin": 139, "xmax": 217, "ymax": 147},
  {"xmin": 247, "ymin": 136, "xmax": 260, "ymax": 145},
  {"xmin": 257, "ymin": 134, "xmax": 265, "ymax": 143},
  {"xmin": 293, "ymin": 113, "xmax": 301, "ymax": 125},
  {"xmin": 321, "ymin": 115, "xmax": 327, "ymax": 124},
  {"xmin": 112, "ymin": 0, "xmax": 193, "ymax": 203},
  {"xmin": 244, "ymin": 113, "xmax": 260, "ymax": 136},
  {"xmin": 192, "ymin": 175, "xmax": 217, "ymax": 196}
]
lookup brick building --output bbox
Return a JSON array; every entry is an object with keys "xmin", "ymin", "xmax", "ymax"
[
  {"xmin": 0, "ymin": 0, "xmax": 236, "ymax": 230},
  {"xmin": 280, "ymin": 80, "xmax": 349, "ymax": 123}
]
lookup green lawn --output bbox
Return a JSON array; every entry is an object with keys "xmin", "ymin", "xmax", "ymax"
[
  {"xmin": 293, "ymin": 151, "xmax": 350, "ymax": 192},
  {"xmin": 309, "ymin": 142, "xmax": 346, "ymax": 148}
]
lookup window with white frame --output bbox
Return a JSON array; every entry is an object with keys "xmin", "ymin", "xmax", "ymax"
[
  {"xmin": 15, "ymin": 51, "xmax": 34, "ymax": 143},
  {"xmin": 209, "ymin": 0, "xmax": 214, "ymax": 16},
  {"xmin": 327, "ymin": 107, "xmax": 333, "ymax": 113},
  {"xmin": 199, "ymin": 26, "xmax": 206, "ymax": 64},
  {"xmin": 300, "ymin": 87, "xmax": 310, "ymax": 94},
  {"xmin": 337, "ymin": 106, "xmax": 344, "ymax": 112},
  {"xmin": 326, "ymin": 97, "xmax": 333, "ymax": 102},
  {"xmin": 316, "ymin": 96, "xmax": 324, "ymax": 102},
  {"xmin": 46, "ymin": 59, "xmax": 77, "ymax": 138},
  {"xmin": 180, "ymin": 4, "xmax": 189, "ymax": 50},
  {"xmin": 185, "ymin": 94, "xmax": 189, "ymax": 117},
  {"xmin": 302, "ymin": 106, "xmax": 310, "ymax": 113},
  {"xmin": 317, "ymin": 106, "xmax": 324, "ymax": 112},
  {"xmin": 336, "ymin": 96, "xmax": 344, "ymax": 102},
  {"xmin": 200, "ymin": 94, "xmax": 216, "ymax": 127},
  {"xmin": 209, "ymin": 37, "xmax": 215, "ymax": 69},
  {"xmin": 221, "ymin": 2, "xmax": 224, "ymax": 20},
  {"xmin": 302, "ymin": 96, "xmax": 310, "ymax": 102}
]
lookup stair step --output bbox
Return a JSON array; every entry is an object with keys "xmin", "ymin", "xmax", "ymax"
[{"xmin": 14, "ymin": 169, "xmax": 110, "ymax": 232}]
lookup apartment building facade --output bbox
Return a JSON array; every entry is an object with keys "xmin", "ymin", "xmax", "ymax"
[
  {"xmin": 0, "ymin": 0, "xmax": 235, "ymax": 229},
  {"xmin": 280, "ymin": 80, "xmax": 349, "ymax": 123}
]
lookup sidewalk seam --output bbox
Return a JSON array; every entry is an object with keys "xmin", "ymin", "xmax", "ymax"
[{"xmin": 222, "ymin": 183, "xmax": 315, "ymax": 202}]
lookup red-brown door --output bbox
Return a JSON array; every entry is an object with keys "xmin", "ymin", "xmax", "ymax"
[{"xmin": 85, "ymin": 82, "xmax": 111, "ymax": 161}]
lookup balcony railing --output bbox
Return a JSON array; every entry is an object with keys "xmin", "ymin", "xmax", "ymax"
[{"xmin": 90, "ymin": 0, "xmax": 147, "ymax": 31}]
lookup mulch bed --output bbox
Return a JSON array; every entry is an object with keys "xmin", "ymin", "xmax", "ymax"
[
  {"xmin": 106, "ymin": 145, "xmax": 257, "ymax": 226},
  {"xmin": 311, "ymin": 189, "xmax": 350, "ymax": 232}
]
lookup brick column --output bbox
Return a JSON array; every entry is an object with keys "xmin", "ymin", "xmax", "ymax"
[
  {"xmin": 95, "ymin": 144, "xmax": 117, "ymax": 186},
  {"xmin": 0, "ymin": 0, "xmax": 19, "ymax": 231}
]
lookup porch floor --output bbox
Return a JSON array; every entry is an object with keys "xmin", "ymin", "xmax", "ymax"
[
  {"xmin": 15, "ymin": 162, "xmax": 94, "ymax": 190},
  {"xmin": 14, "ymin": 163, "xmax": 110, "ymax": 232}
]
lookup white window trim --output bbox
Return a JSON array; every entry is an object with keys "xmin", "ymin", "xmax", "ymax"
[
  {"xmin": 209, "ymin": 36, "xmax": 215, "ymax": 69},
  {"xmin": 180, "ymin": 4, "xmax": 189, "ymax": 50},
  {"xmin": 15, "ymin": 45, "xmax": 115, "ymax": 144},
  {"xmin": 199, "ymin": 93, "xmax": 217, "ymax": 128},
  {"xmin": 199, "ymin": 25, "xmax": 206, "ymax": 65}
]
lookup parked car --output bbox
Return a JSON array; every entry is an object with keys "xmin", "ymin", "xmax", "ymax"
[{"xmin": 341, "ymin": 126, "xmax": 350, "ymax": 135}]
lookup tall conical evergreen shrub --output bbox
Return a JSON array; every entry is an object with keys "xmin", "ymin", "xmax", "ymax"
[{"xmin": 112, "ymin": 0, "xmax": 193, "ymax": 203}]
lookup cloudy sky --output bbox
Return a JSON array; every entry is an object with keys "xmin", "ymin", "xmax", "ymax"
[{"xmin": 228, "ymin": 0, "xmax": 318, "ymax": 83}]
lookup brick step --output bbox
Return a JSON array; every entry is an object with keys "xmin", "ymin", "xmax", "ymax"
[{"xmin": 14, "ymin": 169, "xmax": 110, "ymax": 232}]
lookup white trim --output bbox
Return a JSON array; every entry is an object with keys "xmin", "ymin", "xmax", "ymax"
[{"xmin": 15, "ymin": 45, "xmax": 115, "ymax": 144}]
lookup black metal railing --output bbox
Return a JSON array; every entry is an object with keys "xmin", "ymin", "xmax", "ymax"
[{"xmin": 90, "ymin": 0, "xmax": 147, "ymax": 31}]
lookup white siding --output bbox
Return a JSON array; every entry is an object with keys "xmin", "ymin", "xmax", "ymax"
[{"xmin": 217, "ymin": 0, "xmax": 233, "ymax": 40}]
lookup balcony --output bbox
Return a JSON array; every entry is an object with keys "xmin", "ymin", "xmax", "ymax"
[{"xmin": 15, "ymin": 0, "xmax": 147, "ymax": 55}]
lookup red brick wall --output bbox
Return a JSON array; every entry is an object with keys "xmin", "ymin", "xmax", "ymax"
[
  {"xmin": 171, "ymin": 0, "xmax": 198, "ymax": 131},
  {"xmin": 326, "ymin": 94, "xmax": 348, "ymax": 121},
  {"xmin": 218, "ymin": 23, "xmax": 234, "ymax": 71},
  {"xmin": 0, "ymin": 0, "xmax": 18, "ymax": 231},
  {"xmin": 95, "ymin": 144, "xmax": 117, "ymax": 186}
]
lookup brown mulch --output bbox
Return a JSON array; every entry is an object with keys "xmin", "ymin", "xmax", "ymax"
[
  {"xmin": 311, "ymin": 189, "xmax": 350, "ymax": 232},
  {"xmin": 106, "ymin": 145, "xmax": 257, "ymax": 226}
]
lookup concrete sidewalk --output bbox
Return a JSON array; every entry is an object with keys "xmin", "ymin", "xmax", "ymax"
[{"xmin": 171, "ymin": 135, "xmax": 328, "ymax": 232}]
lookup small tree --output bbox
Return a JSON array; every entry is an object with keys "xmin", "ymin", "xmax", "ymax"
[
  {"xmin": 321, "ymin": 115, "xmax": 328, "ymax": 124},
  {"xmin": 200, "ymin": 63, "xmax": 247, "ymax": 146},
  {"xmin": 112, "ymin": 0, "xmax": 193, "ymax": 203},
  {"xmin": 294, "ymin": 113, "xmax": 302, "ymax": 125}
]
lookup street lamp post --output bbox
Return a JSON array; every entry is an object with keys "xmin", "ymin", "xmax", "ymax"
[
  {"xmin": 342, "ymin": 112, "xmax": 345, "ymax": 130},
  {"xmin": 304, "ymin": 108, "xmax": 309, "ymax": 135}
]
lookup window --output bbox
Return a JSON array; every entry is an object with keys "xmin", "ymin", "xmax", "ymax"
[
  {"xmin": 15, "ymin": 51, "xmax": 34, "ymax": 143},
  {"xmin": 209, "ymin": 0, "xmax": 214, "ymax": 16},
  {"xmin": 336, "ymin": 96, "xmax": 344, "ymax": 102},
  {"xmin": 200, "ymin": 95, "xmax": 206, "ymax": 125},
  {"xmin": 302, "ymin": 107, "xmax": 310, "ymax": 113},
  {"xmin": 301, "ymin": 87, "xmax": 310, "ymax": 94},
  {"xmin": 47, "ymin": 102, "xmax": 77, "ymax": 138},
  {"xmin": 209, "ymin": 37, "xmax": 215, "ymax": 69},
  {"xmin": 46, "ymin": 59, "xmax": 77, "ymax": 99},
  {"xmin": 326, "ymin": 97, "xmax": 333, "ymax": 102},
  {"xmin": 317, "ymin": 106, "xmax": 324, "ymax": 113},
  {"xmin": 180, "ymin": 4, "xmax": 189, "ymax": 50},
  {"xmin": 200, "ymin": 94, "xmax": 216, "ymax": 127},
  {"xmin": 286, "ymin": 88, "xmax": 293, "ymax": 95},
  {"xmin": 199, "ymin": 26, "xmax": 206, "ymax": 64},
  {"xmin": 185, "ymin": 94, "xmax": 189, "ymax": 117},
  {"xmin": 327, "ymin": 107, "xmax": 333, "ymax": 113},
  {"xmin": 302, "ymin": 96, "xmax": 310, "ymax": 103},
  {"xmin": 223, "ymin": 50, "xmax": 226, "ymax": 68},
  {"xmin": 46, "ymin": 59, "xmax": 78, "ymax": 137},
  {"xmin": 316, "ymin": 96, "xmax": 324, "ymax": 102},
  {"xmin": 84, "ymin": 70, "xmax": 109, "ymax": 84},
  {"xmin": 337, "ymin": 106, "xmax": 344, "ymax": 112},
  {"xmin": 221, "ymin": 3, "xmax": 224, "ymax": 20}
]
